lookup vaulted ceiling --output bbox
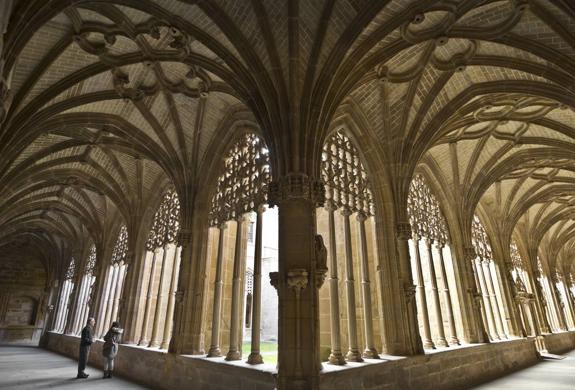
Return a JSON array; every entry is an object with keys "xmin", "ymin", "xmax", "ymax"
[{"xmin": 1, "ymin": 0, "xmax": 574, "ymax": 281}]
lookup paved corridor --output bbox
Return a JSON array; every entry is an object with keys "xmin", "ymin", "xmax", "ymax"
[
  {"xmin": 474, "ymin": 350, "xmax": 575, "ymax": 389},
  {"xmin": 0, "ymin": 345, "xmax": 149, "ymax": 390}
]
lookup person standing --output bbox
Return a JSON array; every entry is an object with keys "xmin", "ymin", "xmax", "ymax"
[
  {"xmin": 77, "ymin": 317, "xmax": 95, "ymax": 379},
  {"xmin": 102, "ymin": 321, "xmax": 123, "ymax": 378}
]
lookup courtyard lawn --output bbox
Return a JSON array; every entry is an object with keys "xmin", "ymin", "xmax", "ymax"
[{"xmin": 242, "ymin": 341, "xmax": 278, "ymax": 366}]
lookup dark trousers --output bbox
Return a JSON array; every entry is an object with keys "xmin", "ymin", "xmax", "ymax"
[{"xmin": 78, "ymin": 345, "xmax": 90, "ymax": 374}]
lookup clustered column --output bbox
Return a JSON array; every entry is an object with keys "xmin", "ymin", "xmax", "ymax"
[{"xmin": 225, "ymin": 216, "xmax": 246, "ymax": 361}]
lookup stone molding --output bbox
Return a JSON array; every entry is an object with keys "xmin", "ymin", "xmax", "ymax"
[{"xmin": 268, "ymin": 173, "xmax": 325, "ymax": 207}]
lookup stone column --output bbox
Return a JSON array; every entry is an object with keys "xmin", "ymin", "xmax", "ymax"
[
  {"xmin": 95, "ymin": 266, "xmax": 113, "ymax": 337},
  {"xmin": 413, "ymin": 234, "xmax": 435, "ymax": 349},
  {"xmin": 53, "ymin": 281, "xmax": 66, "ymax": 332},
  {"xmin": 437, "ymin": 242, "xmax": 459, "ymax": 345},
  {"xmin": 425, "ymin": 238, "xmax": 448, "ymax": 347},
  {"xmin": 482, "ymin": 261, "xmax": 507, "ymax": 338},
  {"xmin": 357, "ymin": 211, "xmax": 379, "ymax": 358},
  {"xmin": 474, "ymin": 258, "xmax": 499, "ymax": 340},
  {"xmin": 463, "ymin": 246, "xmax": 490, "ymax": 343},
  {"xmin": 341, "ymin": 206, "xmax": 363, "ymax": 362},
  {"xmin": 59, "ymin": 281, "xmax": 72, "ymax": 333},
  {"xmin": 102, "ymin": 265, "xmax": 119, "ymax": 335},
  {"xmin": 325, "ymin": 199, "xmax": 345, "ymax": 364},
  {"xmin": 168, "ymin": 228, "xmax": 192, "ymax": 354},
  {"xmin": 269, "ymin": 174, "xmax": 325, "ymax": 390},
  {"xmin": 531, "ymin": 274, "xmax": 551, "ymax": 333},
  {"xmin": 563, "ymin": 282, "xmax": 575, "ymax": 329},
  {"xmin": 225, "ymin": 216, "xmax": 246, "ymax": 361},
  {"xmin": 396, "ymin": 222, "xmax": 423, "ymax": 354},
  {"xmin": 248, "ymin": 206, "xmax": 265, "ymax": 364},
  {"xmin": 207, "ymin": 223, "xmax": 227, "ymax": 357},
  {"xmin": 149, "ymin": 247, "xmax": 169, "ymax": 347},
  {"xmin": 550, "ymin": 280, "xmax": 568, "ymax": 331},
  {"xmin": 110, "ymin": 264, "xmax": 126, "ymax": 326},
  {"xmin": 64, "ymin": 276, "xmax": 81, "ymax": 335},
  {"xmin": 71, "ymin": 276, "xmax": 88, "ymax": 334},
  {"xmin": 138, "ymin": 249, "xmax": 159, "ymax": 346},
  {"xmin": 161, "ymin": 245, "xmax": 182, "ymax": 349},
  {"xmin": 49, "ymin": 281, "xmax": 64, "ymax": 331}
]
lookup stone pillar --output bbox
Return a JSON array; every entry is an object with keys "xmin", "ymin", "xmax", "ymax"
[
  {"xmin": 550, "ymin": 277, "xmax": 568, "ymax": 331},
  {"xmin": 161, "ymin": 245, "xmax": 181, "ymax": 349},
  {"xmin": 149, "ymin": 247, "xmax": 169, "ymax": 347},
  {"xmin": 207, "ymin": 223, "xmax": 227, "ymax": 357},
  {"xmin": 225, "ymin": 216, "xmax": 246, "ymax": 361},
  {"xmin": 325, "ymin": 199, "xmax": 345, "ymax": 364},
  {"xmin": 412, "ymin": 234, "xmax": 435, "ymax": 349},
  {"xmin": 248, "ymin": 206, "xmax": 265, "ymax": 364},
  {"xmin": 563, "ymin": 282, "xmax": 575, "ymax": 329},
  {"xmin": 95, "ymin": 266, "xmax": 113, "ymax": 337},
  {"xmin": 169, "ymin": 229, "xmax": 192, "ymax": 353},
  {"xmin": 531, "ymin": 274, "xmax": 551, "ymax": 333},
  {"xmin": 110, "ymin": 264, "xmax": 126, "ymax": 326},
  {"xmin": 474, "ymin": 258, "xmax": 499, "ymax": 340},
  {"xmin": 102, "ymin": 265, "xmax": 119, "ymax": 336},
  {"xmin": 341, "ymin": 207, "xmax": 363, "ymax": 362},
  {"xmin": 425, "ymin": 238, "xmax": 448, "ymax": 347},
  {"xmin": 64, "ymin": 275, "xmax": 81, "ymax": 335},
  {"xmin": 357, "ymin": 211, "xmax": 379, "ymax": 358},
  {"xmin": 437, "ymin": 242, "xmax": 459, "ymax": 345},
  {"xmin": 482, "ymin": 261, "xmax": 507, "ymax": 338},
  {"xmin": 463, "ymin": 246, "xmax": 490, "ymax": 343},
  {"xmin": 71, "ymin": 275, "xmax": 88, "ymax": 334},
  {"xmin": 396, "ymin": 222, "xmax": 423, "ymax": 354},
  {"xmin": 269, "ymin": 174, "xmax": 325, "ymax": 390},
  {"xmin": 138, "ymin": 249, "xmax": 159, "ymax": 346}
]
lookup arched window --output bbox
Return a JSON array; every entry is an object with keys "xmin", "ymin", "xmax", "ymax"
[
  {"xmin": 205, "ymin": 132, "xmax": 276, "ymax": 365},
  {"xmin": 137, "ymin": 189, "xmax": 181, "ymax": 349},
  {"xmin": 471, "ymin": 215, "xmax": 508, "ymax": 340},
  {"xmin": 71, "ymin": 245, "xmax": 97, "ymax": 334},
  {"xmin": 53, "ymin": 258, "xmax": 76, "ymax": 333},
  {"xmin": 317, "ymin": 129, "xmax": 380, "ymax": 364},
  {"xmin": 407, "ymin": 175, "xmax": 460, "ymax": 349},
  {"xmin": 96, "ymin": 226, "xmax": 129, "ymax": 337}
]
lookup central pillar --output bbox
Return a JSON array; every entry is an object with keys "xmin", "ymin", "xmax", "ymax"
[{"xmin": 269, "ymin": 174, "xmax": 325, "ymax": 390}]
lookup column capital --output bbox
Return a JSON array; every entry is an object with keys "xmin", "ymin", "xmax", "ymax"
[
  {"xmin": 341, "ymin": 206, "xmax": 353, "ymax": 217},
  {"xmin": 324, "ymin": 198, "xmax": 338, "ymax": 212},
  {"xmin": 396, "ymin": 222, "xmax": 412, "ymax": 240},
  {"xmin": 218, "ymin": 221, "xmax": 227, "ymax": 230},
  {"xmin": 287, "ymin": 268, "xmax": 309, "ymax": 294},
  {"xmin": 269, "ymin": 272, "xmax": 279, "ymax": 293},
  {"xmin": 268, "ymin": 173, "xmax": 325, "ymax": 207},
  {"xmin": 356, "ymin": 210, "xmax": 368, "ymax": 222}
]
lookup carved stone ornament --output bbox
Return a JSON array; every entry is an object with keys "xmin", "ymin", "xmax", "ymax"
[
  {"xmin": 269, "ymin": 272, "xmax": 279, "ymax": 293},
  {"xmin": 268, "ymin": 173, "xmax": 325, "ymax": 208},
  {"xmin": 404, "ymin": 284, "xmax": 417, "ymax": 300},
  {"xmin": 175, "ymin": 290, "xmax": 185, "ymax": 303},
  {"xmin": 463, "ymin": 247, "xmax": 476, "ymax": 262},
  {"xmin": 396, "ymin": 222, "xmax": 412, "ymax": 240},
  {"xmin": 314, "ymin": 235, "xmax": 328, "ymax": 288},
  {"xmin": 287, "ymin": 269, "xmax": 309, "ymax": 294}
]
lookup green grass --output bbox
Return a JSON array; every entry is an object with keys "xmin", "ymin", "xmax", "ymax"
[{"xmin": 242, "ymin": 341, "xmax": 278, "ymax": 365}]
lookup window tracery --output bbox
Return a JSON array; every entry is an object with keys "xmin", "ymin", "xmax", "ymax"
[
  {"xmin": 65, "ymin": 258, "xmax": 76, "ymax": 280},
  {"xmin": 471, "ymin": 215, "xmax": 493, "ymax": 260},
  {"xmin": 85, "ymin": 245, "xmax": 96, "ymax": 275},
  {"xmin": 407, "ymin": 175, "xmax": 449, "ymax": 243},
  {"xmin": 209, "ymin": 133, "xmax": 270, "ymax": 226},
  {"xmin": 146, "ymin": 190, "xmax": 181, "ymax": 250},
  {"xmin": 510, "ymin": 241, "xmax": 524, "ymax": 270},
  {"xmin": 321, "ymin": 130, "xmax": 373, "ymax": 214},
  {"xmin": 111, "ymin": 225, "xmax": 128, "ymax": 264}
]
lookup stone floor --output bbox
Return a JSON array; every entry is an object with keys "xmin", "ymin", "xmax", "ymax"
[
  {"xmin": 0, "ymin": 345, "xmax": 149, "ymax": 389},
  {"xmin": 473, "ymin": 350, "xmax": 575, "ymax": 389}
]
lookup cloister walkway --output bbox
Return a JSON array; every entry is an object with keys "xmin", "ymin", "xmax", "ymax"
[
  {"xmin": 0, "ymin": 345, "xmax": 149, "ymax": 390},
  {"xmin": 474, "ymin": 349, "xmax": 575, "ymax": 389}
]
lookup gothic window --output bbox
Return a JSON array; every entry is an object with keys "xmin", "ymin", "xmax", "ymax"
[
  {"xmin": 146, "ymin": 190, "xmax": 181, "ymax": 251},
  {"xmin": 65, "ymin": 258, "xmax": 76, "ymax": 280},
  {"xmin": 322, "ymin": 130, "xmax": 373, "ymax": 214},
  {"xmin": 111, "ymin": 225, "xmax": 128, "ymax": 265},
  {"xmin": 209, "ymin": 133, "xmax": 271, "ymax": 226},
  {"xmin": 407, "ymin": 175, "xmax": 450, "ymax": 243},
  {"xmin": 471, "ymin": 215, "xmax": 493, "ymax": 260}
]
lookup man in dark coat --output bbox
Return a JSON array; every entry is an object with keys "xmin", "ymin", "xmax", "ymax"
[{"xmin": 77, "ymin": 317, "xmax": 95, "ymax": 379}]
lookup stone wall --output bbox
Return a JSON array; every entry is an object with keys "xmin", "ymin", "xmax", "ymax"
[
  {"xmin": 320, "ymin": 339, "xmax": 540, "ymax": 390},
  {"xmin": 0, "ymin": 247, "xmax": 47, "ymax": 345},
  {"xmin": 543, "ymin": 332, "xmax": 575, "ymax": 354},
  {"xmin": 44, "ymin": 332, "xmax": 277, "ymax": 390}
]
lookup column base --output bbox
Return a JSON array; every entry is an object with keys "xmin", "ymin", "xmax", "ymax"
[
  {"xmin": 138, "ymin": 339, "xmax": 149, "ymax": 347},
  {"xmin": 362, "ymin": 348, "xmax": 380, "ymax": 359},
  {"xmin": 449, "ymin": 337, "xmax": 460, "ymax": 346},
  {"xmin": 148, "ymin": 341, "xmax": 161, "ymax": 348},
  {"xmin": 160, "ymin": 341, "xmax": 169, "ymax": 350},
  {"xmin": 247, "ymin": 352, "xmax": 263, "ymax": 364},
  {"xmin": 346, "ymin": 349, "xmax": 364, "ymax": 362},
  {"xmin": 423, "ymin": 340, "xmax": 436, "ymax": 350},
  {"xmin": 225, "ymin": 350, "xmax": 241, "ymax": 361},
  {"xmin": 436, "ymin": 338, "xmax": 449, "ymax": 348},
  {"xmin": 328, "ymin": 351, "xmax": 346, "ymax": 365},
  {"xmin": 207, "ymin": 347, "xmax": 222, "ymax": 357}
]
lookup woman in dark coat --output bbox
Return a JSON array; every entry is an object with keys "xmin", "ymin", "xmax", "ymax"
[{"xmin": 102, "ymin": 321, "xmax": 123, "ymax": 378}]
